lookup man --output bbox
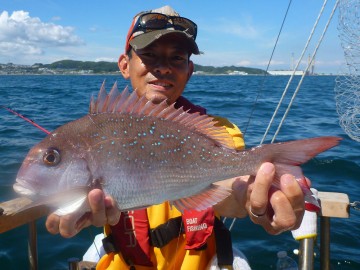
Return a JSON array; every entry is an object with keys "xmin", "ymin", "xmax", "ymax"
[{"xmin": 46, "ymin": 6, "xmax": 305, "ymax": 269}]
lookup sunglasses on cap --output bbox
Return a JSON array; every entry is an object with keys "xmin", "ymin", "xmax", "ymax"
[{"xmin": 128, "ymin": 12, "xmax": 198, "ymax": 41}]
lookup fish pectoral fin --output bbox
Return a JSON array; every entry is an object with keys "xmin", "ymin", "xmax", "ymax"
[
  {"xmin": 171, "ymin": 184, "xmax": 231, "ymax": 213},
  {"xmin": 13, "ymin": 187, "xmax": 90, "ymax": 216},
  {"xmin": 54, "ymin": 194, "xmax": 88, "ymax": 216}
]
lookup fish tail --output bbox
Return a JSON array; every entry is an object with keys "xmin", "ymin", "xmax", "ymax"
[
  {"xmin": 260, "ymin": 136, "xmax": 341, "ymax": 178},
  {"xmin": 258, "ymin": 136, "xmax": 341, "ymax": 212},
  {"xmin": 269, "ymin": 136, "xmax": 341, "ymax": 165}
]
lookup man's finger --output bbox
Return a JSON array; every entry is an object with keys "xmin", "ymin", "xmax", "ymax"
[
  {"xmin": 104, "ymin": 196, "xmax": 121, "ymax": 226},
  {"xmin": 45, "ymin": 213, "xmax": 60, "ymax": 235},
  {"xmin": 269, "ymin": 183, "xmax": 298, "ymax": 233},
  {"xmin": 58, "ymin": 213, "xmax": 80, "ymax": 238},
  {"xmin": 249, "ymin": 162, "xmax": 275, "ymax": 216},
  {"xmin": 88, "ymin": 189, "xmax": 107, "ymax": 227},
  {"xmin": 279, "ymin": 174, "xmax": 305, "ymax": 229}
]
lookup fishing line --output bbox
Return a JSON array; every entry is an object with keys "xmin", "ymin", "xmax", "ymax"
[
  {"xmin": 242, "ymin": 0, "xmax": 293, "ymax": 136},
  {"xmin": 227, "ymin": 0, "xmax": 339, "ymax": 231},
  {"xmin": 260, "ymin": 0, "xmax": 330, "ymax": 144},
  {"xmin": 224, "ymin": 0, "xmax": 293, "ymax": 225},
  {"xmin": 86, "ymin": 226, "xmax": 102, "ymax": 259},
  {"xmin": 267, "ymin": 0, "xmax": 339, "ymax": 144}
]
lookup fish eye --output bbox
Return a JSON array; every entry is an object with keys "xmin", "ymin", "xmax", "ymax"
[{"xmin": 43, "ymin": 148, "xmax": 61, "ymax": 166}]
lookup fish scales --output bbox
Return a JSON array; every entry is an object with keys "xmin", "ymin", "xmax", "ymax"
[
  {"xmin": 13, "ymin": 83, "xmax": 341, "ymax": 214},
  {"xmin": 70, "ymin": 113, "xmax": 246, "ymax": 210}
]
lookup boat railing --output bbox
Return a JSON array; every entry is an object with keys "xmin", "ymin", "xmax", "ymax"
[{"xmin": 0, "ymin": 191, "xmax": 351, "ymax": 270}]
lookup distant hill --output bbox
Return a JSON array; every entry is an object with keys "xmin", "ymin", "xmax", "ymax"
[
  {"xmin": 38, "ymin": 60, "xmax": 266, "ymax": 75},
  {"xmin": 193, "ymin": 64, "xmax": 266, "ymax": 75},
  {"xmin": 43, "ymin": 60, "xmax": 118, "ymax": 73}
]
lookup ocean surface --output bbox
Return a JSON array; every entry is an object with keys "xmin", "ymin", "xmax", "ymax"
[{"xmin": 0, "ymin": 75, "xmax": 359, "ymax": 270}]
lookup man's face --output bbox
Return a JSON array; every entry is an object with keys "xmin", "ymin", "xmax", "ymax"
[{"xmin": 121, "ymin": 35, "xmax": 194, "ymax": 104}]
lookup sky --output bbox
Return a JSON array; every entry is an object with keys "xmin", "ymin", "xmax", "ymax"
[{"xmin": 0, "ymin": 0, "xmax": 347, "ymax": 73}]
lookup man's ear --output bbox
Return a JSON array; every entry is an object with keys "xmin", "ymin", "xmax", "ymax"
[
  {"xmin": 188, "ymin": 60, "xmax": 194, "ymax": 81},
  {"xmin": 118, "ymin": 54, "xmax": 130, "ymax": 79}
]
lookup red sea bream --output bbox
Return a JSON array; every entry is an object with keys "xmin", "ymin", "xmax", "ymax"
[{"xmin": 13, "ymin": 82, "xmax": 341, "ymax": 215}]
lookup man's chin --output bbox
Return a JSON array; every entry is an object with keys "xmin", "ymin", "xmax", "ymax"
[{"xmin": 147, "ymin": 93, "xmax": 169, "ymax": 104}]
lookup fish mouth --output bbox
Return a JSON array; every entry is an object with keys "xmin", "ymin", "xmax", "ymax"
[{"xmin": 13, "ymin": 179, "xmax": 36, "ymax": 196}]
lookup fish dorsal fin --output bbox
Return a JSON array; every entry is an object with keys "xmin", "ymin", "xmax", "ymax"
[{"xmin": 89, "ymin": 82, "xmax": 237, "ymax": 149}]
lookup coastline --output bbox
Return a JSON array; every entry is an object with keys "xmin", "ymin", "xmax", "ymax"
[
  {"xmin": 1, "ymin": 61, "xmax": 339, "ymax": 76},
  {"xmin": 0, "ymin": 61, "xmax": 268, "ymax": 76}
]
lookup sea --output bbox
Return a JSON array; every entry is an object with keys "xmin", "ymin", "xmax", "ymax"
[{"xmin": 0, "ymin": 74, "xmax": 359, "ymax": 270}]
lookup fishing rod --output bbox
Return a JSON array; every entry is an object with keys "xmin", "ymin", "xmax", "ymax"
[{"xmin": 1, "ymin": 105, "xmax": 51, "ymax": 135}]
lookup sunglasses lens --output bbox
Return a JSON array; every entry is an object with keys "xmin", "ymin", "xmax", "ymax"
[
  {"xmin": 172, "ymin": 17, "xmax": 197, "ymax": 38},
  {"xmin": 134, "ymin": 13, "xmax": 197, "ymax": 40},
  {"xmin": 140, "ymin": 13, "xmax": 168, "ymax": 29}
]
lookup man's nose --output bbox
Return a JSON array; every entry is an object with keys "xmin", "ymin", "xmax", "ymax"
[{"xmin": 154, "ymin": 57, "xmax": 171, "ymax": 74}]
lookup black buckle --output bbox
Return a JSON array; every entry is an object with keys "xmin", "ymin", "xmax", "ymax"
[
  {"xmin": 149, "ymin": 216, "xmax": 184, "ymax": 248},
  {"xmin": 102, "ymin": 234, "xmax": 118, "ymax": 254}
]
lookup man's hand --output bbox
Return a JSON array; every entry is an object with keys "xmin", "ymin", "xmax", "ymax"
[
  {"xmin": 214, "ymin": 162, "xmax": 305, "ymax": 235},
  {"xmin": 45, "ymin": 189, "xmax": 121, "ymax": 238},
  {"xmin": 246, "ymin": 162, "xmax": 305, "ymax": 234}
]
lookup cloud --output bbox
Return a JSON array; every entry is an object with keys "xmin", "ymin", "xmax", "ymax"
[
  {"xmin": 95, "ymin": 57, "xmax": 118, "ymax": 62},
  {"xmin": 205, "ymin": 17, "xmax": 260, "ymax": 39},
  {"xmin": 236, "ymin": 60, "xmax": 252, "ymax": 66},
  {"xmin": 89, "ymin": 26, "xmax": 98, "ymax": 32},
  {"xmin": 51, "ymin": 16, "xmax": 62, "ymax": 21},
  {"xmin": 0, "ymin": 10, "xmax": 83, "ymax": 57},
  {"xmin": 222, "ymin": 23, "xmax": 258, "ymax": 39}
]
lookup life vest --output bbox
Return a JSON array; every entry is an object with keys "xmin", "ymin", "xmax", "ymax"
[{"xmin": 96, "ymin": 96, "xmax": 245, "ymax": 270}]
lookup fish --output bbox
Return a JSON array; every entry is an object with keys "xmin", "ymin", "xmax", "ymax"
[{"xmin": 13, "ymin": 82, "xmax": 341, "ymax": 215}]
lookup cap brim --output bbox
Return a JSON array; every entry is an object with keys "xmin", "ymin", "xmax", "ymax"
[{"xmin": 129, "ymin": 29, "xmax": 200, "ymax": 55}]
